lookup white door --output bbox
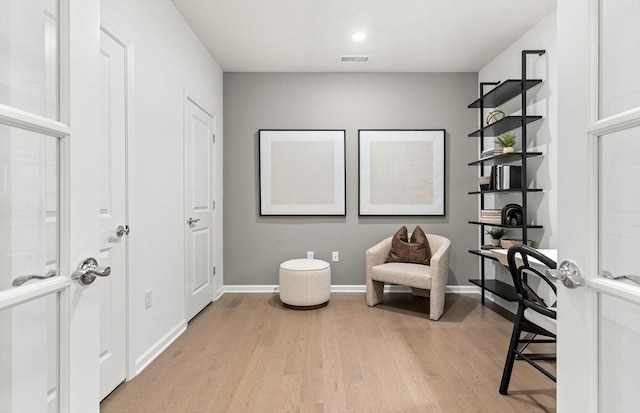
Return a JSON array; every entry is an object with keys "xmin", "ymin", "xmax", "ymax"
[
  {"xmin": 0, "ymin": 1, "xmax": 102, "ymax": 412},
  {"xmin": 184, "ymin": 96, "xmax": 215, "ymax": 321},
  {"xmin": 97, "ymin": 27, "xmax": 128, "ymax": 400},
  {"xmin": 556, "ymin": 0, "xmax": 640, "ymax": 412}
]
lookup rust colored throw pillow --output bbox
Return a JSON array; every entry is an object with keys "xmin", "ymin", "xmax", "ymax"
[{"xmin": 386, "ymin": 225, "xmax": 432, "ymax": 265}]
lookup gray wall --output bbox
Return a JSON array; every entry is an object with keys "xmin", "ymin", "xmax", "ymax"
[{"xmin": 223, "ymin": 72, "xmax": 479, "ymax": 286}]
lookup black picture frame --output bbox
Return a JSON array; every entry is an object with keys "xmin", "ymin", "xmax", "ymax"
[{"xmin": 358, "ymin": 129, "xmax": 446, "ymax": 216}]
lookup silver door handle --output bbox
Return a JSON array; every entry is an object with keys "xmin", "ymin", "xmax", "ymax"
[
  {"xmin": 115, "ymin": 225, "xmax": 130, "ymax": 237},
  {"xmin": 72, "ymin": 257, "xmax": 111, "ymax": 285},
  {"xmin": 546, "ymin": 260, "xmax": 585, "ymax": 289},
  {"xmin": 12, "ymin": 269, "xmax": 58, "ymax": 287},
  {"xmin": 187, "ymin": 217, "xmax": 200, "ymax": 226},
  {"xmin": 601, "ymin": 271, "xmax": 640, "ymax": 286}
]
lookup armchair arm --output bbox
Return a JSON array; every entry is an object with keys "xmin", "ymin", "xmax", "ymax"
[
  {"xmin": 366, "ymin": 236, "xmax": 392, "ymax": 280},
  {"xmin": 429, "ymin": 237, "xmax": 451, "ymax": 287},
  {"xmin": 430, "ymin": 237, "xmax": 451, "ymax": 266}
]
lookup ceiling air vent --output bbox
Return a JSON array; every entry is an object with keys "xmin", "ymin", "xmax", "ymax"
[{"xmin": 340, "ymin": 55, "xmax": 370, "ymax": 63}]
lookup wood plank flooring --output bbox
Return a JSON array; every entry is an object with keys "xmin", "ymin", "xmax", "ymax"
[{"xmin": 101, "ymin": 293, "xmax": 556, "ymax": 413}]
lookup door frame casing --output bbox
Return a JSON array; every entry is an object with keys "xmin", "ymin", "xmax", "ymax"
[{"xmin": 99, "ymin": 18, "xmax": 137, "ymax": 383}]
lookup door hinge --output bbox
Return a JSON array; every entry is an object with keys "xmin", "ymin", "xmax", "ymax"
[
  {"xmin": 212, "ymin": 200, "xmax": 216, "ymax": 210},
  {"xmin": 213, "ymin": 266, "xmax": 216, "ymax": 276},
  {"xmin": 212, "ymin": 133, "xmax": 216, "ymax": 144}
]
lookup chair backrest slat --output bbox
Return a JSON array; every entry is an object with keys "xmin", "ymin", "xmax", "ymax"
[{"xmin": 507, "ymin": 245, "xmax": 557, "ymax": 319}]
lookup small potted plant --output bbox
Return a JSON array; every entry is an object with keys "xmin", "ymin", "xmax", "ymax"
[
  {"xmin": 486, "ymin": 228, "xmax": 509, "ymax": 247},
  {"xmin": 495, "ymin": 133, "xmax": 516, "ymax": 153}
]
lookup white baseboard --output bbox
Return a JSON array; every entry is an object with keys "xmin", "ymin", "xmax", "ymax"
[
  {"xmin": 221, "ymin": 285, "xmax": 479, "ymax": 294},
  {"xmin": 134, "ymin": 320, "xmax": 187, "ymax": 376},
  {"xmin": 447, "ymin": 285, "xmax": 481, "ymax": 294},
  {"xmin": 215, "ymin": 285, "xmax": 225, "ymax": 301},
  {"xmin": 223, "ymin": 285, "xmax": 279, "ymax": 293}
]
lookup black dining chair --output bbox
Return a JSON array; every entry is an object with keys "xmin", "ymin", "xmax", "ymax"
[{"xmin": 499, "ymin": 245, "xmax": 557, "ymax": 395}]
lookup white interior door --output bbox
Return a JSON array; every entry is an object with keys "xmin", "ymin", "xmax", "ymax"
[
  {"xmin": 557, "ymin": 1, "xmax": 640, "ymax": 411},
  {"xmin": 0, "ymin": 0, "xmax": 102, "ymax": 412},
  {"xmin": 97, "ymin": 27, "xmax": 127, "ymax": 400},
  {"xmin": 184, "ymin": 96, "xmax": 215, "ymax": 321}
]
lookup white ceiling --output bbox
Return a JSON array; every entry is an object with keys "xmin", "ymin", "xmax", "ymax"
[{"xmin": 173, "ymin": 0, "xmax": 556, "ymax": 73}]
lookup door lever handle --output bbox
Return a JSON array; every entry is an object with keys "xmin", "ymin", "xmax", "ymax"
[
  {"xmin": 187, "ymin": 217, "xmax": 200, "ymax": 226},
  {"xmin": 72, "ymin": 258, "xmax": 111, "ymax": 285},
  {"xmin": 12, "ymin": 269, "xmax": 58, "ymax": 287},
  {"xmin": 115, "ymin": 225, "xmax": 130, "ymax": 237},
  {"xmin": 601, "ymin": 271, "xmax": 640, "ymax": 286},
  {"xmin": 546, "ymin": 260, "xmax": 585, "ymax": 289}
]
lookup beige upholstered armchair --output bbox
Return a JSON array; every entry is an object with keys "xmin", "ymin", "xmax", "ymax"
[{"xmin": 365, "ymin": 233, "xmax": 451, "ymax": 321}]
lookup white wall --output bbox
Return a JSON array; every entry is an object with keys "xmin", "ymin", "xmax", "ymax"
[
  {"xmin": 476, "ymin": 10, "xmax": 558, "ymax": 309},
  {"xmin": 100, "ymin": 0, "xmax": 224, "ymax": 375}
]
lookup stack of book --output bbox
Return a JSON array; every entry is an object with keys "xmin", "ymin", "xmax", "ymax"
[
  {"xmin": 490, "ymin": 165, "xmax": 522, "ymax": 190},
  {"xmin": 480, "ymin": 148, "xmax": 495, "ymax": 159},
  {"xmin": 480, "ymin": 209, "xmax": 502, "ymax": 224}
]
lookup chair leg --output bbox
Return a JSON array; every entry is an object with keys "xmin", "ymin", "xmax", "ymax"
[
  {"xmin": 499, "ymin": 307, "xmax": 525, "ymax": 395},
  {"xmin": 366, "ymin": 279, "xmax": 384, "ymax": 306},
  {"xmin": 428, "ymin": 294, "xmax": 445, "ymax": 321}
]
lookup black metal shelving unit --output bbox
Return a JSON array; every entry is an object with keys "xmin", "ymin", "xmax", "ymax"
[{"xmin": 467, "ymin": 50, "xmax": 546, "ymax": 306}]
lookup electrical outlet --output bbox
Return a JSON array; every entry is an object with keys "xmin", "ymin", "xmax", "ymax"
[
  {"xmin": 332, "ymin": 251, "xmax": 339, "ymax": 262},
  {"xmin": 307, "ymin": 251, "xmax": 314, "ymax": 259},
  {"xmin": 145, "ymin": 289, "xmax": 152, "ymax": 309}
]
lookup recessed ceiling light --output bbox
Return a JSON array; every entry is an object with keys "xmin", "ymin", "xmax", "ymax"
[{"xmin": 352, "ymin": 32, "xmax": 367, "ymax": 42}]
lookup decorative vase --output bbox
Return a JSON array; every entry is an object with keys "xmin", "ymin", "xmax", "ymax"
[
  {"xmin": 491, "ymin": 239, "xmax": 501, "ymax": 247},
  {"xmin": 503, "ymin": 146, "xmax": 515, "ymax": 153}
]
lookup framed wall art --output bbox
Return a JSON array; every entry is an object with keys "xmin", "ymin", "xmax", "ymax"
[
  {"xmin": 359, "ymin": 129, "xmax": 446, "ymax": 216},
  {"xmin": 259, "ymin": 129, "xmax": 346, "ymax": 216}
]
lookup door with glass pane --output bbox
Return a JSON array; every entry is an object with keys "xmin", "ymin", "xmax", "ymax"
[
  {"xmin": 556, "ymin": 0, "xmax": 640, "ymax": 411},
  {"xmin": 0, "ymin": 1, "xmax": 102, "ymax": 412}
]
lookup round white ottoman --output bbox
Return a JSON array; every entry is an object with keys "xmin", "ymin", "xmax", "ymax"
[{"xmin": 279, "ymin": 259, "xmax": 331, "ymax": 308}]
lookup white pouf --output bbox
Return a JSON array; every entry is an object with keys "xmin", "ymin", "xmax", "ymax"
[{"xmin": 279, "ymin": 259, "xmax": 331, "ymax": 308}]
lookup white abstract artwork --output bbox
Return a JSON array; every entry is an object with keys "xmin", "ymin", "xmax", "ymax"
[
  {"xmin": 359, "ymin": 130, "xmax": 445, "ymax": 216},
  {"xmin": 259, "ymin": 130, "xmax": 346, "ymax": 216}
]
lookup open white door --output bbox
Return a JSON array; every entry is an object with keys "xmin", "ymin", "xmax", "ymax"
[
  {"xmin": 556, "ymin": 0, "xmax": 640, "ymax": 411},
  {"xmin": 184, "ymin": 95, "xmax": 216, "ymax": 321},
  {"xmin": 0, "ymin": 1, "xmax": 102, "ymax": 412},
  {"xmin": 97, "ymin": 26, "xmax": 128, "ymax": 400}
]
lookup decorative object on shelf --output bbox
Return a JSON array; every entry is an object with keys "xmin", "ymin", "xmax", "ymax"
[
  {"xmin": 486, "ymin": 228, "xmax": 509, "ymax": 247},
  {"xmin": 358, "ymin": 129, "xmax": 446, "ymax": 216},
  {"xmin": 480, "ymin": 147, "xmax": 496, "ymax": 159},
  {"xmin": 495, "ymin": 133, "xmax": 516, "ymax": 153},
  {"xmin": 500, "ymin": 239, "xmax": 529, "ymax": 249},
  {"xmin": 486, "ymin": 110, "xmax": 506, "ymax": 125},
  {"xmin": 479, "ymin": 176, "xmax": 491, "ymax": 191},
  {"xmin": 501, "ymin": 204, "xmax": 523, "ymax": 225},
  {"xmin": 490, "ymin": 165, "xmax": 522, "ymax": 190},
  {"xmin": 258, "ymin": 129, "xmax": 346, "ymax": 216},
  {"xmin": 481, "ymin": 209, "xmax": 502, "ymax": 224}
]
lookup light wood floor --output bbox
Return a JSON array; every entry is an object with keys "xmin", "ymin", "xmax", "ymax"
[{"xmin": 101, "ymin": 293, "xmax": 556, "ymax": 413}]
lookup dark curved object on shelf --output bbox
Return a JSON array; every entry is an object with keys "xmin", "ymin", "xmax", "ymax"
[{"xmin": 502, "ymin": 204, "xmax": 523, "ymax": 226}]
